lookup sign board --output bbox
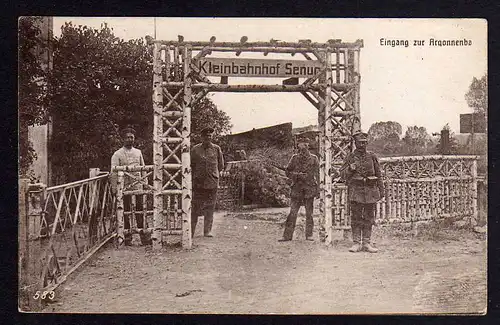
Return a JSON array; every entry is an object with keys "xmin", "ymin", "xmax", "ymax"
[
  {"xmin": 197, "ymin": 58, "xmax": 323, "ymax": 78},
  {"xmin": 460, "ymin": 113, "xmax": 486, "ymax": 133}
]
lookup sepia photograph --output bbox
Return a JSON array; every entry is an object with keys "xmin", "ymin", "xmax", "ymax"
[{"xmin": 18, "ymin": 17, "xmax": 487, "ymax": 314}]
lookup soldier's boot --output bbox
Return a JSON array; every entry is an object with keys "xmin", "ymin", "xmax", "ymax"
[
  {"xmin": 139, "ymin": 230, "xmax": 152, "ymax": 246},
  {"xmin": 124, "ymin": 233, "xmax": 133, "ymax": 246},
  {"xmin": 349, "ymin": 225, "xmax": 362, "ymax": 252},
  {"xmin": 362, "ymin": 225, "xmax": 378, "ymax": 253}
]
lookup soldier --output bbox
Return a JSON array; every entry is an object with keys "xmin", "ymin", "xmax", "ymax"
[
  {"xmin": 340, "ymin": 131, "xmax": 385, "ymax": 253},
  {"xmin": 111, "ymin": 126, "xmax": 150, "ymax": 246},
  {"xmin": 191, "ymin": 126, "xmax": 225, "ymax": 238},
  {"xmin": 279, "ymin": 139, "xmax": 320, "ymax": 242}
]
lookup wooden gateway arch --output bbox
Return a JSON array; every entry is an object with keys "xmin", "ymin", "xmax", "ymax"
[{"xmin": 115, "ymin": 37, "xmax": 364, "ymax": 250}]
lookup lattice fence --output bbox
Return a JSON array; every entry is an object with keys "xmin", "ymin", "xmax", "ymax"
[
  {"xmin": 19, "ymin": 170, "xmax": 115, "ymax": 310},
  {"xmin": 331, "ymin": 155, "xmax": 479, "ymax": 229}
]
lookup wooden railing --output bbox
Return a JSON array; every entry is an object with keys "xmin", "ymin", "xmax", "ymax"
[
  {"xmin": 19, "ymin": 169, "xmax": 115, "ymax": 310},
  {"xmin": 331, "ymin": 155, "xmax": 479, "ymax": 229}
]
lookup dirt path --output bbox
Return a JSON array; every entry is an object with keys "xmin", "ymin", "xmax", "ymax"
[{"xmin": 44, "ymin": 209, "xmax": 486, "ymax": 314}]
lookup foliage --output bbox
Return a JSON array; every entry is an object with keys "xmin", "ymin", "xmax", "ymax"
[
  {"xmin": 366, "ymin": 121, "xmax": 436, "ymax": 156},
  {"xmin": 19, "ymin": 17, "xmax": 48, "ymax": 176},
  {"xmin": 191, "ymin": 95, "xmax": 232, "ymax": 145},
  {"xmin": 47, "ymin": 23, "xmax": 231, "ymax": 183},
  {"xmin": 465, "ymin": 74, "xmax": 487, "ymax": 116},
  {"xmin": 228, "ymin": 160, "xmax": 291, "ymax": 207},
  {"xmin": 223, "ymin": 147, "xmax": 294, "ymax": 207},
  {"xmin": 402, "ymin": 125, "xmax": 434, "ymax": 155},
  {"xmin": 367, "ymin": 121, "xmax": 402, "ymax": 154},
  {"xmin": 243, "ymin": 162, "xmax": 291, "ymax": 207}
]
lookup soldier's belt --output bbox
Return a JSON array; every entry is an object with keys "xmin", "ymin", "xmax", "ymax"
[{"xmin": 351, "ymin": 176, "xmax": 378, "ymax": 185}]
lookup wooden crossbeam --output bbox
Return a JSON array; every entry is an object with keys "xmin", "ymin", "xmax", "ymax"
[
  {"xmin": 163, "ymin": 82, "xmax": 342, "ymax": 92},
  {"xmin": 307, "ymin": 90, "xmax": 326, "ymax": 107},
  {"xmin": 162, "ymin": 169, "xmax": 182, "ymax": 189},
  {"xmin": 192, "ymin": 89, "xmax": 209, "ymax": 106},
  {"xmin": 300, "ymin": 91, "xmax": 319, "ymax": 109},
  {"xmin": 189, "ymin": 62, "xmax": 211, "ymax": 83},
  {"xmin": 328, "ymin": 116, "xmax": 351, "ymax": 136},
  {"xmin": 447, "ymin": 160, "xmax": 460, "ymax": 176},
  {"xmin": 192, "ymin": 46, "xmax": 212, "ymax": 61},
  {"xmin": 162, "ymin": 88, "xmax": 184, "ymax": 111},
  {"xmin": 331, "ymin": 88, "xmax": 354, "ymax": 111},
  {"xmin": 163, "ymin": 117, "xmax": 183, "ymax": 138},
  {"xmin": 123, "ymin": 171, "xmax": 154, "ymax": 191},
  {"xmin": 163, "ymin": 142, "xmax": 182, "ymax": 164},
  {"xmin": 301, "ymin": 52, "xmax": 313, "ymax": 60},
  {"xmin": 303, "ymin": 66, "xmax": 327, "ymax": 86},
  {"xmin": 331, "ymin": 87, "xmax": 355, "ymax": 112},
  {"xmin": 153, "ymin": 39, "xmax": 365, "ymax": 49}
]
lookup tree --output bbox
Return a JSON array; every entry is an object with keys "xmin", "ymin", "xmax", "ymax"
[
  {"xmin": 465, "ymin": 74, "xmax": 487, "ymax": 115},
  {"xmin": 402, "ymin": 126, "xmax": 433, "ymax": 155},
  {"xmin": 18, "ymin": 17, "xmax": 48, "ymax": 177},
  {"xmin": 367, "ymin": 121, "xmax": 402, "ymax": 155},
  {"xmin": 191, "ymin": 95, "xmax": 232, "ymax": 145},
  {"xmin": 47, "ymin": 23, "xmax": 231, "ymax": 183}
]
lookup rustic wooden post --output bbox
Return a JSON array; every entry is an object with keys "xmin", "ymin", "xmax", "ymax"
[
  {"xmin": 181, "ymin": 45, "xmax": 193, "ymax": 249},
  {"xmin": 240, "ymin": 172, "xmax": 245, "ymax": 207},
  {"xmin": 317, "ymin": 56, "xmax": 326, "ymax": 242},
  {"xmin": 28, "ymin": 184, "xmax": 46, "ymax": 240},
  {"xmin": 19, "ymin": 179, "xmax": 29, "ymax": 294},
  {"xmin": 152, "ymin": 42, "xmax": 164, "ymax": 251},
  {"xmin": 352, "ymin": 49, "xmax": 362, "ymax": 136},
  {"xmin": 89, "ymin": 168, "xmax": 100, "ymax": 218},
  {"xmin": 470, "ymin": 158, "xmax": 478, "ymax": 226},
  {"xmin": 324, "ymin": 49, "xmax": 334, "ymax": 245},
  {"xmin": 116, "ymin": 170, "xmax": 125, "ymax": 246}
]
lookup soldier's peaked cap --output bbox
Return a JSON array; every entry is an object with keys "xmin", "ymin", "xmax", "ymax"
[
  {"xmin": 200, "ymin": 126, "xmax": 215, "ymax": 134},
  {"xmin": 121, "ymin": 126, "xmax": 136, "ymax": 136},
  {"xmin": 352, "ymin": 131, "xmax": 368, "ymax": 141}
]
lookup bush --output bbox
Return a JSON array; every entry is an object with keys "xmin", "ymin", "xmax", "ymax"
[{"xmin": 224, "ymin": 147, "xmax": 295, "ymax": 207}]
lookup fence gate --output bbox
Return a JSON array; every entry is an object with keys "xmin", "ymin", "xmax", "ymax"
[{"xmin": 120, "ymin": 37, "xmax": 365, "ymax": 250}]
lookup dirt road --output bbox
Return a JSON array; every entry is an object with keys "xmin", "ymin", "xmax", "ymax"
[{"xmin": 44, "ymin": 209, "xmax": 486, "ymax": 314}]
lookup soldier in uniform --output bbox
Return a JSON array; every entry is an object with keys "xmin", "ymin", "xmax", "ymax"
[
  {"xmin": 340, "ymin": 131, "xmax": 384, "ymax": 253},
  {"xmin": 191, "ymin": 127, "xmax": 225, "ymax": 238},
  {"xmin": 111, "ymin": 127, "xmax": 150, "ymax": 245},
  {"xmin": 279, "ymin": 139, "xmax": 320, "ymax": 242}
]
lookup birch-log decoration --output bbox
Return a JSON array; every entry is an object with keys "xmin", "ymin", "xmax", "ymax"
[
  {"xmin": 116, "ymin": 171, "xmax": 125, "ymax": 246},
  {"xmin": 152, "ymin": 42, "xmax": 164, "ymax": 250},
  {"xmin": 181, "ymin": 45, "xmax": 193, "ymax": 249},
  {"xmin": 323, "ymin": 49, "xmax": 333, "ymax": 245}
]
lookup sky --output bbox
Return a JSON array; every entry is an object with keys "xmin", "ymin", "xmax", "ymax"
[{"xmin": 52, "ymin": 18, "xmax": 487, "ymax": 135}]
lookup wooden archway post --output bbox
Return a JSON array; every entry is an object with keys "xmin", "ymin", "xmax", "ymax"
[
  {"xmin": 152, "ymin": 42, "xmax": 164, "ymax": 250},
  {"xmin": 323, "ymin": 49, "xmax": 334, "ymax": 245},
  {"xmin": 181, "ymin": 45, "xmax": 193, "ymax": 249}
]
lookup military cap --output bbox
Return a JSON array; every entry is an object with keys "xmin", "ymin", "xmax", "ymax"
[
  {"xmin": 200, "ymin": 126, "xmax": 215, "ymax": 135},
  {"xmin": 352, "ymin": 131, "xmax": 368, "ymax": 141},
  {"xmin": 121, "ymin": 126, "xmax": 136, "ymax": 136}
]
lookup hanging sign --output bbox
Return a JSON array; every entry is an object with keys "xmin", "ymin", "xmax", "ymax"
[
  {"xmin": 460, "ymin": 113, "xmax": 486, "ymax": 133},
  {"xmin": 197, "ymin": 57, "xmax": 323, "ymax": 78}
]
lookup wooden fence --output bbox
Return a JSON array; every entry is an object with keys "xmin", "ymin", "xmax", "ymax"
[
  {"xmin": 19, "ymin": 169, "xmax": 115, "ymax": 311},
  {"xmin": 331, "ymin": 155, "xmax": 479, "ymax": 229}
]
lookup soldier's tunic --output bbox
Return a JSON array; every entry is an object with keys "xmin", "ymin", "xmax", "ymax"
[
  {"xmin": 287, "ymin": 153, "xmax": 320, "ymax": 199},
  {"xmin": 111, "ymin": 147, "xmax": 145, "ymax": 191},
  {"xmin": 282, "ymin": 153, "xmax": 319, "ymax": 240},
  {"xmin": 111, "ymin": 146, "xmax": 148, "ymax": 244},
  {"xmin": 341, "ymin": 149, "xmax": 384, "ymax": 227},
  {"xmin": 191, "ymin": 142, "xmax": 224, "ymax": 236}
]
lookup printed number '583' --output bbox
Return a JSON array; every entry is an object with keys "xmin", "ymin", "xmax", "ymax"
[{"xmin": 33, "ymin": 291, "xmax": 55, "ymax": 300}]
